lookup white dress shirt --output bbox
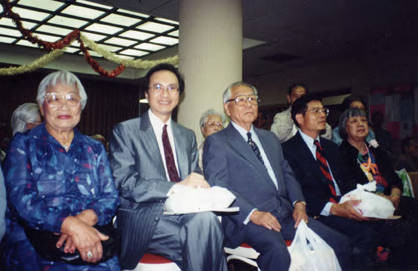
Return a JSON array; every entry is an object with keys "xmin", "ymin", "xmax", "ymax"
[
  {"xmin": 148, "ymin": 109, "xmax": 179, "ymax": 181},
  {"xmin": 298, "ymin": 129, "xmax": 341, "ymax": 216}
]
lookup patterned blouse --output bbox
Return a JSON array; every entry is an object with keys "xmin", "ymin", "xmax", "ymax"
[{"xmin": 3, "ymin": 124, "xmax": 119, "ymax": 270}]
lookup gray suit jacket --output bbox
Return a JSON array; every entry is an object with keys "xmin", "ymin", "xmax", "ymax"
[
  {"xmin": 109, "ymin": 111, "xmax": 200, "ymax": 269},
  {"xmin": 203, "ymin": 124, "xmax": 304, "ymax": 247}
]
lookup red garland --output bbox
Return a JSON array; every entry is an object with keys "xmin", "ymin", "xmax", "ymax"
[
  {"xmin": 1, "ymin": 0, "xmax": 125, "ymax": 77},
  {"xmin": 78, "ymin": 37, "xmax": 125, "ymax": 78}
]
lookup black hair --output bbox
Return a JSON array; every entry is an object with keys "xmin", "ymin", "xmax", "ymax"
[
  {"xmin": 144, "ymin": 63, "xmax": 185, "ymax": 95},
  {"xmin": 288, "ymin": 83, "xmax": 308, "ymax": 95},
  {"xmin": 291, "ymin": 93, "xmax": 322, "ymax": 127},
  {"xmin": 341, "ymin": 94, "xmax": 367, "ymax": 111}
]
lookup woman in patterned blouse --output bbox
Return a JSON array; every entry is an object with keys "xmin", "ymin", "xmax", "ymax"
[{"xmin": 2, "ymin": 71, "xmax": 120, "ymax": 270}]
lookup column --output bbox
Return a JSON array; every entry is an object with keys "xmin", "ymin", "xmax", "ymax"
[{"xmin": 178, "ymin": 0, "xmax": 242, "ymax": 143}]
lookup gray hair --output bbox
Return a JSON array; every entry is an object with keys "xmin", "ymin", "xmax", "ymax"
[
  {"xmin": 199, "ymin": 109, "xmax": 226, "ymax": 128},
  {"xmin": 338, "ymin": 108, "xmax": 368, "ymax": 140},
  {"xmin": 36, "ymin": 70, "xmax": 87, "ymax": 109},
  {"xmin": 11, "ymin": 103, "xmax": 41, "ymax": 135},
  {"xmin": 223, "ymin": 81, "xmax": 258, "ymax": 103}
]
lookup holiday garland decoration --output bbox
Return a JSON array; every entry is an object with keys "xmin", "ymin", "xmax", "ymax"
[{"xmin": 0, "ymin": 0, "xmax": 179, "ymax": 77}]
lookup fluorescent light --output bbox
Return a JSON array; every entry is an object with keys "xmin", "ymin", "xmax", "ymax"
[
  {"xmin": 64, "ymin": 47, "xmax": 79, "ymax": 53},
  {"xmin": 34, "ymin": 33, "xmax": 60, "ymax": 42},
  {"xmin": 155, "ymin": 17, "xmax": 179, "ymax": 25},
  {"xmin": 18, "ymin": 0, "xmax": 63, "ymax": 11},
  {"xmin": 98, "ymin": 44, "xmax": 122, "ymax": 52},
  {"xmin": 16, "ymin": 39, "xmax": 39, "ymax": 48},
  {"xmin": 0, "ymin": 36, "xmax": 16, "ymax": 44},
  {"xmin": 0, "ymin": 18, "xmax": 36, "ymax": 29},
  {"xmin": 117, "ymin": 9, "xmax": 149, "ymax": 19},
  {"xmin": 61, "ymin": 5, "xmax": 105, "ymax": 20},
  {"xmin": 77, "ymin": 0, "xmax": 112, "ymax": 9},
  {"xmin": 48, "ymin": 15, "xmax": 88, "ymax": 28},
  {"xmin": 150, "ymin": 36, "xmax": 178, "ymax": 46},
  {"xmin": 101, "ymin": 14, "xmax": 141, "ymax": 27},
  {"xmin": 167, "ymin": 30, "xmax": 179, "ymax": 37},
  {"xmin": 36, "ymin": 25, "xmax": 73, "ymax": 36},
  {"xmin": 13, "ymin": 7, "xmax": 50, "ymax": 21},
  {"xmin": 139, "ymin": 98, "xmax": 148, "ymax": 104},
  {"xmin": 134, "ymin": 43, "xmax": 164, "ymax": 51},
  {"xmin": 120, "ymin": 48, "xmax": 148, "ymax": 57},
  {"xmin": 81, "ymin": 32, "xmax": 106, "ymax": 42},
  {"xmin": 105, "ymin": 37, "xmax": 137, "ymax": 46},
  {"xmin": 242, "ymin": 38, "xmax": 266, "ymax": 50},
  {"xmin": 0, "ymin": 26, "xmax": 22, "ymax": 37},
  {"xmin": 85, "ymin": 23, "xmax": 122, "ymax": 35},
  {"xmin": 120, "ymin": 30, "xmax": 154, "ymax": 41},
  {"xmin": 137, "ymin": 22, "xmax": 174, "ymax": 33}
]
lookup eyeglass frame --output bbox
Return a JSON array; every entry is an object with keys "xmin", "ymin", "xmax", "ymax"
[
  {"xmin": 148, "ymin": 83, "xmax": 179, "ymax": 95},
  {"xmin": 205, "ymin": 121, "xmax": 224, "ymax": 128},
  {"xmin": 44, "ymin": 92, "xmax": 81, "ymax": 108},
  {"xmin": 305, "ymin": 107, "xmax": 330, "ymax": 116},
  {"xmin": 225, "ymin": 95, "xmax": 260, "ymax": 106}
]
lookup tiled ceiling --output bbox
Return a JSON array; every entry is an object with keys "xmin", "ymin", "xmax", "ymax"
[{"xmin": 0, "ymin": 0, "xmax": 179, "ymax": 59}]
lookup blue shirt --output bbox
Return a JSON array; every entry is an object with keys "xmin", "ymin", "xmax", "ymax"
[{"xmin": 3, "ymin": 124, "xmax": 119, "ymax": 270}]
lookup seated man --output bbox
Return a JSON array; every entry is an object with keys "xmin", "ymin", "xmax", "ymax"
[
  {"xmin": 282, "ymin": 94, "xmax": 379, "ymax": 267},
  {"xmin": 109, "ymin": 64, "xmax": 227, "ymax": 271},
  {"xmin": 198, "ymin": 109, "xmax": 225, "ymax": 169},
  {"xmin": 270, "ymin": 83, "xmax": 331, "ymax": 142},
  {"xmin": 203, "ymin": 82, "xmax": 350, "ymax": 271}
]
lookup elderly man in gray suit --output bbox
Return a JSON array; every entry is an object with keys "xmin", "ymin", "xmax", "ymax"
[
  {"xmin": 203, "ymin": 81, "xmax": 350, "ymax": 271},
  {"xmin": 109, "ymin": 64, "xmax": 227, "ymax": 271}
]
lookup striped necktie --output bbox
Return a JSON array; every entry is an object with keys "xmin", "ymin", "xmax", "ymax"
[
  {"xmin": 314, "ymin": 140, "xmax": 338, "ymax": 203},
  {"xmin": 247, "ymin": 132, "xmax": 264, "ymax": 165},
  {"xmin": 162, "ymin": 124, "xmax": 180, "ymax": 182}
]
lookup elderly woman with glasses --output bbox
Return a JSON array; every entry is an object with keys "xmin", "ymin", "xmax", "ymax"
[
  {"xmin": 2, "ymin": 71, "xmax": 119, "ymax": 271},
  {"xmin": 198, "ymin": 109, "xmax": 225, "ymax": 169},
  {"xmin": 338, "ymin": 108, "xmax": 418, "ymax": 269}
]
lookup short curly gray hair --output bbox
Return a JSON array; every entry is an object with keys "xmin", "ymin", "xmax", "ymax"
[
  {"xmin": 36, "ymin": 70, "xmax": 87, "ymax": 109},
  {"xmin": 338, "ymin": 108, "xmax": 368, "ymax": 140},
  {"xmin": 11, "ymin": 103, "xmax": 40, "ymax": 135},
  {"xmin": 199, "ymin": 109, "xmax": 226, "ymax": 128}
]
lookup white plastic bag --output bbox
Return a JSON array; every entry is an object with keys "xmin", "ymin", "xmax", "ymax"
[
  {"xmin": 288, "ymin": 220, "xmax": 342, "ymax": 271},
  {"xmin": 339, "ymin": 181, "xmax": 395, "ymax": 219}
]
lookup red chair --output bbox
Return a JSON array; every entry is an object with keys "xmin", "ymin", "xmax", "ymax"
[{"xmin": 131, "ymin": 253, "xmax": 181, "ymax": 271}]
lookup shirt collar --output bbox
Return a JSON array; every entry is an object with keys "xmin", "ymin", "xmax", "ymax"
[
  {"xmin": 298, "ymin": 128, "xmax": 320, "ymax": 148},
  {"xmin": 148, "ymin": 109, "xmax": 172, "ymax": 129},
  {"xmin": 231, "ymin": 121, "xmax": 255, "ymax": 140}
]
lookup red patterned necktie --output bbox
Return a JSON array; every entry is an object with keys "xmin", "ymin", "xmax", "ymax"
[
  {"xmin": 314, "ymin": 140, "xmax": 338, "ymax": 203},
  {"xmin": 162, "ymin": 124, "xmax": 180, "ymax": 182}
]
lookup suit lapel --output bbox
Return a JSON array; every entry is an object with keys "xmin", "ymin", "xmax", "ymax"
[
  {"xmin": 140, "ymin": 112, "xmax": 167, "ymax": 179},
  {"xmin": 171, "ymin": 121, "xmax": 188, "ymax": 180},
  {"xmin": 256, "ymin": 129, "xmax": 282, "ymax": 188},
  {"xmin": 226, "ymin": 125, "xmax": 276, "ymax": 189}
]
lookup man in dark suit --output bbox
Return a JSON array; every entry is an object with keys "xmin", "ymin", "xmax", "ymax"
[
  {"xmin": 282, "ymin": 94, "xmax": 378, "ymax": 267},
  {"xmin": 203, "ymin": 82, "xmax": 350, "ymax": 271},
  {"xmin": 109, "ymin": 64, "xmax": 227, "ymax": 271}
]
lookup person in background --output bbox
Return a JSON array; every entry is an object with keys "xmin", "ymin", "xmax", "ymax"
[
  {"xmin": 394, "ymin": 136, "xmax": 418, "ymax": 171},
  {"xmin": 332, "ymin": 94, "xmax": 377, "ymax": 146},
  {"xmin": 270, "ymin": 83, "xmax": 332, "ymax": 143},
  {"xmin": 338, "ymin": 108, "xmax": 418, "ymax": 269},
  {"xmin": 198, "ymin": 109, "xmax": 225, "ymax": 169},
  {"xmin": 11, "ymin": 103, "xmax": 42, "ymax": 136},
  {"xmin": 2, "ymin": 70, "xmax": 120, "ymax": 271}
]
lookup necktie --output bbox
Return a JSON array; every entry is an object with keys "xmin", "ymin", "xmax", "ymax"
[
  {"xmin": 314, "ymin": 140, "xmax": 338, "ymax": 203},
  {"xmin": 247, "ymin": 132, "xmax": 264, "ymax": 165},
  {"xmin": 162, "ymin": 124, "xmax": 180, "ymax": 182}
]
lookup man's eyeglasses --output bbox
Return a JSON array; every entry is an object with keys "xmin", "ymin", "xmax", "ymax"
[
  {"xmin": 307, "ymin": 107, "xmax": 329, "ymax": 116},
  {"xmin": 44, "ymin": 92, "xmax": 81, "ymax": 107},
  {"xmin": 149, "ymin": 83, "xmax": 179, "ymax": 94},
  {"xmin": 226, "ymin": 95, "xmax": 259, "ymax": 106}
]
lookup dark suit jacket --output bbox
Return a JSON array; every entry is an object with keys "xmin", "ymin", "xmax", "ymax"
[
  {"xmin": 282, "ymin": 132, "xmax": 354, "ymax": 217},
  {"xmin": 203, "ymin": 124, "xmax": 304, "ymax": 247},
  {"xmin": 109, "ymin": 111, "xmax": 200, "ymax": 269},
  {"xmin": 339, "ymin": 140, "xmax": 403, "ymax": 195}
]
